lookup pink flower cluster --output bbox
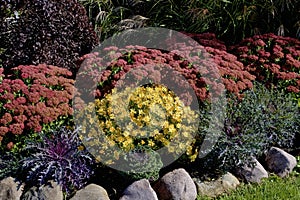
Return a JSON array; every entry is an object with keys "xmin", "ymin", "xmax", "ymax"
[
  {"xmin": 76, "ymin": 41, "xmax": 256, "ymax": 104},
  {"xmin": 204, "ymin": 47, "xmax": 256, "ymax": 98},
  {"xmin": 0, "ymin": 64, "xmax": 74, "ymax": 149},
  {"xmin": 229, "ymin": 33, "xmax": 300, "ymax": 94}
]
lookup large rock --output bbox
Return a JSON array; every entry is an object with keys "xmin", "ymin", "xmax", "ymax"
[
  {"xmin": 153, "ymin": 168, "xmax": 197, "ymax": 200},
  {"xmin": 120, "ymin": 179, "xmax": 158, "ymax": 200},
  {"xmin": 70, "ymin": 184, "xmax": 110, "ymax": 200},
  {"xmin": 194, "ymin": 172, "xmax": 240, "ymax": 198},
  {"xmin": 21, "ymin": 181, "xmax": 63, "ymax": 200},
  {"xmin": 265, "ymin": 147, "xmax": 297, "ymax": 178},
  {"xmin": 0, "ymin": 177, "xmax": 24, "ymax": 200},
  {"xmin": 235, "ymin": 158, "xmax": 268, "ymax": 183},
  {"xmin": 221, "ymin": 172, "xmax": 240, "ymax": 190}
]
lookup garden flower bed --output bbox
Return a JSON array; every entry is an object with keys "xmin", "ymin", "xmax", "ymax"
[{"xmin": 1, "ymin": 0, "xmax": 300, "ymax": 199}]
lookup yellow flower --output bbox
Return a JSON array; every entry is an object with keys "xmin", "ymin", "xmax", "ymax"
[
  {"xmin": 189, "ymin": 151, "xmax": 198, "ymax": 162},
  {"xmin": 77, "ymin": 145, "xmax": 85, "ymax": 151},
  {"xmin": 138, "ymin": 109, "xmax": 144, "ymax": 115},
  {"xmin": 153, "ymin": 129, "xmax": 160, "ymax": 136},
  {"xmin": 114, "ymin": 151, "xmax": 120, "ymax": 160},
  {"xmin": 143, "ymin": 115, "xmax": 151, "ymax": 123},
  {"xmin": 130, "ymin": 109, "xmax": 136, "ymax": 114},
  {"xmin": 161, "ymin": 138, "xmax": 170, "ymax": 146},
  {"xmin": 179, "ymin": 143, "xmax": 186, "ymax": 150},
  {"xmin": 148, "ymin": 139, "xmax": 155, "ymax": 147},
  {"xmin": 109, "ymin": 126, "xmax": 116, "ymax": 133},
  {"xmin": 109, "ymin": 113, "xmax": 115, "ymax": 119},
  {"xmin": 163, "ymin": 121, "xmax": 169, "ymax": 128},
  {"xmin": 105, "ymin": 120, "xmax": 113, "ymax": 128},
  {"xmin": 96, "ymin": 107, "xmax": 106, "ymax": 115},
  {"xmin": 122, "ymin": 137, "xmax": 133, "ymax": 149},
  {"xmin": 186, "ymin": 146, "xmax": 193, "ymax": 155},
  {"xmin": 161, "ymin": 86, "xmax": 168, "ymax": 93},
  {"xmin": 168, "ymin": 146, "xmax": 175, "ymax": 153},
  {"xmin": 168, "ymin": 124, "xmax": 176, "ymax": 134},
  {"xmin": 78, "ymin": 83, "xmax": 201, "ymax": 163},
  {"xmin": 123, "ymin": 131, "xmax": 130, "ymax": 137},
  {"xmin": 116, "ymin": 135, "xmax": 125, "ymax": 143}
]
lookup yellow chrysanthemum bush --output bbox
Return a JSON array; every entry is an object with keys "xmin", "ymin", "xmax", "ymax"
[{"xmin": 75, "ymin": 83, "xmax": 200, "ymax": 180}]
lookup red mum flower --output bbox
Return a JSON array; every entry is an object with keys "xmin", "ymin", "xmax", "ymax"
[
  {"xmin": 0, "ymin": 126, "xmax": 9, "ymax": 136},
  {"xmin": 0, "ymin": 113, "xmax": 13, "ymax": 125},
  {"xmin": 9, "ymin": 123, "xmax": 25, "ymax": 135}
]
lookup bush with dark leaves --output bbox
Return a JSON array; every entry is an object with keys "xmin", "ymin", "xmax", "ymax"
[{"xmin": 0, "ymin": 0, "xmax": 99, "ymax": 76}]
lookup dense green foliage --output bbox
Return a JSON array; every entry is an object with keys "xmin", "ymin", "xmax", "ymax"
[
  {"xmin": 79, "ymin": 0, "xmax": 300, "ymax": 43},
  {"xmin": 118, "ymin": 147, "xmax": 163, "ymax": 181}
]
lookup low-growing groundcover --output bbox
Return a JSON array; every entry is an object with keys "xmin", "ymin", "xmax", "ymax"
[{"xmin": 198, "ymin": 174, "xmax": 300, "ymax": 200}]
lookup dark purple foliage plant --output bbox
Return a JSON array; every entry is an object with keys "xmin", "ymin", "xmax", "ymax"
[
  {"xmin": 21, "ymin": 126, "xmax": 95, "ymax": 194},
  {"xmin": 0, "ymin": 0, "xmax": 99, "ymax": 76}
]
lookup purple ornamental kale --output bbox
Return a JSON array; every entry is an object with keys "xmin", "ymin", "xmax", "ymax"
[{"xmin": 22, "ymin": 126, "xmax": 95, "ymax": 193}]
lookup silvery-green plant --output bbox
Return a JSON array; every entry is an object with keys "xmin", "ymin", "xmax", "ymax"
[
  {"xmin": 117, "ymin": 146, "xmax": 163, "ymax": 181},
  {"xmin": 198, "ymin": 82, "xmax": 299, "ymax": 171}
]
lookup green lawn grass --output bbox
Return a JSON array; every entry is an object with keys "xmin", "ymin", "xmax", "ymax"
[{"xmin": 197, "ymin": 173, "xmax": 300, "ymax": 200}]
